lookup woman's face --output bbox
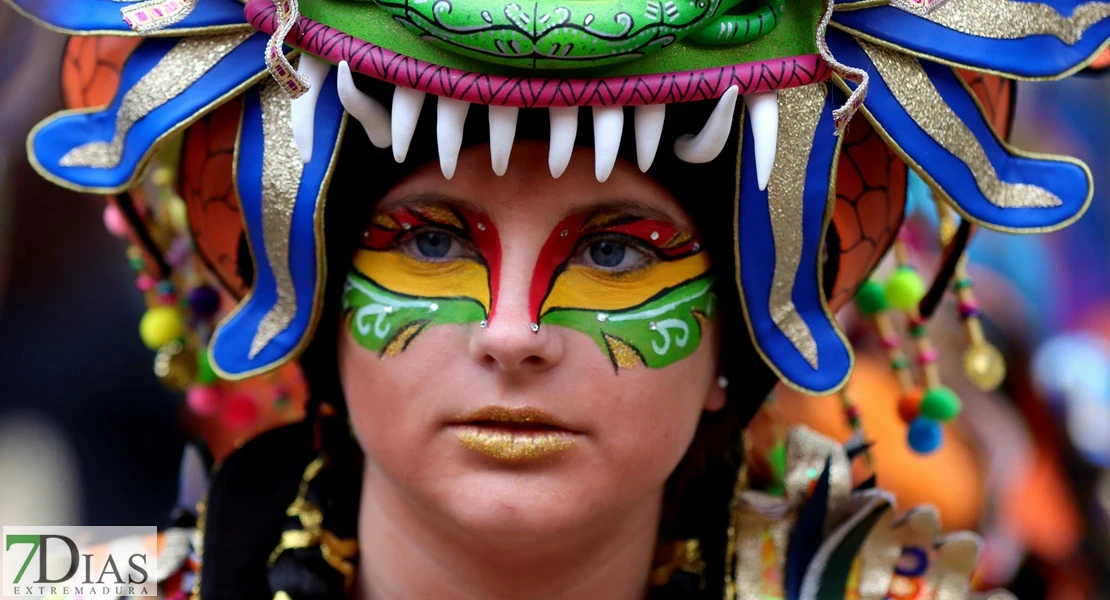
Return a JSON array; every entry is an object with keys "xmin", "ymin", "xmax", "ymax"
[{"xmin": 339, "ymin": 141, "xmax": 724, "ymax": 539}]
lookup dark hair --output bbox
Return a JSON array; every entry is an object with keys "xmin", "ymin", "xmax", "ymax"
[{"xmin": 236, "ymin": 75, "xmax": 781, "ymax": 600}]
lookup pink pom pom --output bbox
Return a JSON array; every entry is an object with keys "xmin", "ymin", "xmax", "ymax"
[
  {"xmin": 223, "ymin": 393, "xmax": 259, "ymax": 430},
  {"xmin": 186, "ymin": 385, "xmax": 223, "ymax": 416},
  {"xmin": 917, "ymin": 348, "xmax": 940, "ymax": 365},
  {"xmin": 136, "ymin": 275, "xmax": 156, "ymax": 292},
  {"xmin": 103, "ymin": 205, "xmax": 130, "ymax": 238}
]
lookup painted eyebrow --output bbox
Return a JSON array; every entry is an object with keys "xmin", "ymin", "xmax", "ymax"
[
  {"xmin": 568, "ymin": 200, "xmax": 692, "ymax": 230},
  {"xmin": 375, "ymin": 192, "xmax": 486, "ymax": 218}
]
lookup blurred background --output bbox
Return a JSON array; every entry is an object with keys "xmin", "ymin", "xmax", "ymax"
[{"xmin": 4, "ymin": 2, "xmax": 1110, "ymax": 597}]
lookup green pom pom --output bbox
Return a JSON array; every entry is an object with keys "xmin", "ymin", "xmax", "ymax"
[
  {"xmin": 768, "ymin": 441, "xmax": 787, "ymax": 484},
  {"xmin": 196, "ymin": 350, "xmax": 218, "ymax": 385},
  {"xmin": 854, "ymin": 280, "xmax": 888, "ymax": 316},
  {"xmin": 885, "ymin": 267, "xmax": 926, "ymax": 311},
  {"xmin": 920, "ymin": 386, "xmax": 962, "ymax": 422}
]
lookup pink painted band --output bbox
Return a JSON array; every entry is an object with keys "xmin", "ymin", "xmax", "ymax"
[{"xmin": 245, "ymin": 0, "xmax": 832, "ymax": 108}]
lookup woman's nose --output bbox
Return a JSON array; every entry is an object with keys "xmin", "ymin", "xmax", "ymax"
[{"xmin": 468, "ymin": 273, "xmax": 564, "ymax": 375}]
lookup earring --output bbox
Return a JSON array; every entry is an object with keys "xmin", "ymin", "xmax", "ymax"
[{"xmin": 717, "ymin": 376, "xmax": 729, "ymax": 389}]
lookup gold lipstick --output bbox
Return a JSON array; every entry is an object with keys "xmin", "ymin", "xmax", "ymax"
[{"xmin": 452, "ymin": 406, "xmax": 578, "ymax": 462}]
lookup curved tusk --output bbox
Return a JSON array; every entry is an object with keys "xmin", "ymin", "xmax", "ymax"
[
  {"xmin": 437, "ymin": 97, "xmax": 470, "ymax": 180},
  {"xmin": 391, "ymin": 85, "xmax": 427, "ymax": 163},
  {"xmin": 634, "ymin": 104, "xmax": 666, "ymax": 172},
  {"xmin": 674, "ymin": 85, "xmax": 739, "ymax": 164},
  {"xmin": 337, "ymin": 61, "xmax": 392, "ymax": 150},
  {"xmin": 291, "ymin": 53, "xmax": 333, "ymax": 163},
  {"xmin": 489, "ymin": 105, "xmax": 519, "ymax": 176},
  {"xmin": 745, "ymin": 91, "xmax": 779, "ymax": 191},
  {"xmin": 548, "ymin": 107, "xmax": 579, "ymax": 179},
  {"xmin": 593, "ymin": 106, "xmax": 624, "ymax": 183}
]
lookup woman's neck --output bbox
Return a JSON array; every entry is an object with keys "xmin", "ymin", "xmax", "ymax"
[{"xmin": 355, "ymin": 462, "xmax": 664, "ymax": 600}]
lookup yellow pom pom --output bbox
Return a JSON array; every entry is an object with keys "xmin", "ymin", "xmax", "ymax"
[
  {"xmin": 139, "ymin": 306, "xmax": 185, "ymax": 349},
  {"xmin": 167, "ymin": 196, "xmax": 189, "ymax": 232},
  {"xmin": 151, "ymin": 167, "xmax": 174, "ymax": 186}
]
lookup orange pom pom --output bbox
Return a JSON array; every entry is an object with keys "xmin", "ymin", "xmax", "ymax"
[{"xmin": 898, "ymin": 389, "xmax": 924, "ymax": 423}]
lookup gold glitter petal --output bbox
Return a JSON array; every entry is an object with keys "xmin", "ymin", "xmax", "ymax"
[
  {"xmin": 603, "ymin": 333, "xmax": 645, "ymax": 370},
  {"xmin": 921, "ymin": 0, "xmax": 1110, "ymax": 45},
  {"xmin": 765, "ymin": 84, "xmax": 825, "ymax": 369},
  {"xmin": 414, "ymin": 205, "xmax": 465, "ymax": 229},
  {"xmin": 382, "ymin": 320, "xmax": 428, "ymax": 357},
  {"xmin": 248, "ymin": 76, "xmax": 306, "ymax": 358},
  {"xmin": 860, "ymin": 40, "xmax": 1061, "ymax": 209},
  {"xmin": 59, "ymin": 31, "xmax": 252, "ymax": 169}
]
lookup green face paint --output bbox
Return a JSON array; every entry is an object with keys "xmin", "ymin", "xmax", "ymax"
[
  {"xmin": 541, "ymin": 276, "xmax": 717, "ymax": 370},
  {"xmin": 342, "ymin": 272, "xmax": 487, "ymax": 357}
]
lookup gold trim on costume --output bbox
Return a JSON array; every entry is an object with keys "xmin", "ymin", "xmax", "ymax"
[
  {"xmin": 917, "ymin": 0, "xmax": 1110, "ymax": 45},
  {"xmin": 0, "ymin": 0, "xmax": 252, "ymax": 38},
  {"xmin": 731, "ymin": 94, "xmax": 855, "ymax": 396},
  {"xmin": 766, "ymin": 84, "xmax": 827, "ymax": 369},
  {"xmin": 59, "ymin": 31, "xmax": 252, "ymax": 169},
  {"xmin": 248, "ymin": 75, "xmax": 306, "ymax": 358},
  {"xmin": 859, "ymin": 40, "xmax": 1062, "ymax": 209},
  {"xmin": 268, "ymin": 456, "xmax": 359, "ymax": 591}
]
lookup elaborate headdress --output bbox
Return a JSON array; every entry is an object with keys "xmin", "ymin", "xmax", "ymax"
[{"xmin": 7, "ymin": 0, "xmax": 1109, "ymax": 597}]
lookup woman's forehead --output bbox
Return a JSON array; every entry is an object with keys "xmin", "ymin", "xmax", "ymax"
[{"xmin": 378, "ymin": 141, "xmax": 695, "ymax": 228}]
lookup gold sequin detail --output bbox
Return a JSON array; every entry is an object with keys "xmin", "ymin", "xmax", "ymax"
[
  {"xmin": 59, "ymin": 32, "xmax": 251, "ymax": 169},
  {"xmin": 373, "ymin": 212, "xmax": 400, "ymax": 230},
  {"xmin": 861, "ymin": 41, "xmax": 1062, "ymax": 208},
  {"xmin": 269, "ymin": 457, "xmax": 359, "ymax": 590},
  {"xmin": 603, "ymin": 333, "xmax": 644, "ymax": 369},
  {"xmin": 414, "ymin": 205, "xmax": 465, "ymax": 229},
  {"xmin": 382, "ymin": 321, "xmax": 427, "ymax": 357},
  {"xmin": 765, "ymin": 84, "xmax": 825, "ymax": 369},
  {"xmin": 455, "ymin": 429, "xmax": 575, "ymax": 462},
  {"xmin": 919, "ymin": 0, "xmax": 1110, "ymax": 45},
  {"xmin": 249, "ymin": 76, "xmax": 306, "ymax": 358}
]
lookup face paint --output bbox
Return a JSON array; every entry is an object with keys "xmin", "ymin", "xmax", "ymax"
[
  {"xmin": 531, "ymin": 209, "xmax": 716, "ymax": 371},
  {"xmin": 343, "ymin": 204, "xmax": 500, "ymax": 356}
]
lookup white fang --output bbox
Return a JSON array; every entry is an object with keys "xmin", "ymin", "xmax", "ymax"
[
  {"xmin": 634, "ymin": 104, "xmax": 666, "ymax": 172},
  {"xmin": 593, "ymin": 106, "xmax": 624, "ymax": 183},
  {"xmin": 548, "ymin": 107, "xmax": 579, "ymax": 179},
  {"xmin": 489, "ymin": 105, "xmax": 519, "ymax": 176},
  {"xmin": 745, "ymin": 91, "xmax": 780, "ymax": 191},
  {"xmin": 291, "ymin": 53, "xmax": 332, "ymax": 163},
  {"xmin": 674, "ymin": 85, "xmax": 739, "ymax": 164},
  {"xmin": 391, "ymin": 85, "xmax": 427, "ymax": 162},
  {"xmin": 337, "ymin": 61, "xmax": 392, "ymax": 149},
  {"xmin": 437, "ymin": 97, "xmax": 470, "ymax": 180}
]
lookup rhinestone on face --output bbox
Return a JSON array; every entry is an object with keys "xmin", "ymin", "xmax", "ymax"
[
  {"xmin": 480, "ymin": 319, "xmax": 488, "ymax": 328},
  {"xmin": 401, "ymin": 223, "xmax": 412, "ymax": 230},
  {"xmin": 597, "ymin": 313, "xmax": 608, "ymax": 322},
  {"xmin": 650, "ymin": 231, "xmax": 660, "ymax": 241},
  {"xmin": 530, "ymin": 323, "xmax": 540, "ymax": 333},
  {"xmin": 560, "ymin": 230, "xmax": 569, "ymax": 237},
  {"xmin": 429, "ymin": 303, "xmax": 439, "ymax": 312},
  {"xmin": 692, "ymin": 242, "xmax": 701, "ymax": 252},
  {"xmin": 477, "ymin": 223, "xmax": 487, "ymax": 231},
  {"xmin": 384, "ymin": 306, "xmax": 394, "ymax": 314},
  {"xmin": 362, "ymin": 231, "xmax": 371, "ymax": 238},
  {"xmin": 649, "ymin": 322, "xmax": 657, "ymax": 331}
]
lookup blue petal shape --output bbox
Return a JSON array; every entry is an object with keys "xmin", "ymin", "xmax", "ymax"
[
  {"xmin": 736, "ymin": 87, "xmax": 853, "ymax": 395},
  {"xmin": 832, "ymin": 1, "xmax": 1110, "ymax": 78},
  {"xmin": 828, "ymin": 30, "xmax": 1091, "ymax": 232},
  {"xmin": 4, "ymin": 0, "xmax": 248, "ymax": 35},
  {"xmin": 29, "ymin": 32, "xmax": 270, "ymax": 194},
  {"xmin": 210, "ymin": 68, "xmax": 345, "ymax": 378}
]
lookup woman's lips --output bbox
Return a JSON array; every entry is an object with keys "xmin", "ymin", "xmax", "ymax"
[{"xmin": 450, "ymin": 406, "xmax": 579, "ymax": 463}]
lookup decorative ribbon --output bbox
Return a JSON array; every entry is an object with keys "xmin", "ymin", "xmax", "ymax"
[
  {"xmin": 265, "ymin": 0, "xmax": 311, "ymax": 98},
  {"xmin": 120, "ymin": 0, "xmax": 197, "ymax": 33}
]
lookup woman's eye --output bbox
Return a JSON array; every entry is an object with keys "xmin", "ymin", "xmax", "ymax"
[
  {"xmin": 581, "ymin": 238, "xmax": 652, "ymax": 271},
  {"xmin": 398, "ymin": 229, "xmax": 471, "ymax": 261}
]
